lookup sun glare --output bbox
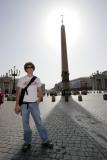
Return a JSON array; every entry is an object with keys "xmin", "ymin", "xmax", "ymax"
[{"xmin": 44, "ymin": 7, "xmax": 81, "ymax": 47}]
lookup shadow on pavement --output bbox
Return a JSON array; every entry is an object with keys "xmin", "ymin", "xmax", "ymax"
[
  {"xmin": 10, "ymin": 96, "xmax": 107, "ymax": 160},
  {"xmin": 11, "ymin": 146, "xmax": 50, "ymax": 160}
]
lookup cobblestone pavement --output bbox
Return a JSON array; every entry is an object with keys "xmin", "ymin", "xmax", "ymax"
[
  {"xmin": 72, "ymin": 92, "xmax": 107, "ymax": 124},
  {"xmin": 0, "ymin": 97, "xmax": 107, "ymax": 160},
  {"xmin": 60, "ymin": 94, "xmax": 107, "ymax": 149}
]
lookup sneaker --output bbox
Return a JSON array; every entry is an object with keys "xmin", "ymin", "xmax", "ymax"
[
  {"xmin": 42, "ymin": 140, "xmax": 53, "ymax": 149},
  {"xmin": 22, "ymin": 144, "xmax": 31, "ymax": 152}
]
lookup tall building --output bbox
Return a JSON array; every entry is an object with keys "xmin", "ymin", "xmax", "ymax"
[
  {"xmin": 69, "ymin": 77, "xmax": 92, "ymax": 90},
  {"xmin": 0, "ymin": 75, "xmax": 18, "ymax": 94},
  {"xmin": 61, "ymin": 17, "xmax": 70, "ymax": 96},
  {"xmin": 90, "ymin": 70, "xmax": 107, "ymax": 91}
]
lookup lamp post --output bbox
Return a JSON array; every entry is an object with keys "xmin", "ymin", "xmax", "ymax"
[{"xmin": 9, "ymin": 66, "xmax": 20, "ymax": 94}]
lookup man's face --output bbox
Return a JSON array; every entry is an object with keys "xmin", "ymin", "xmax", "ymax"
[{"xmin": 26, "ymin": 65, "xmax": 34, "ymax": 74}]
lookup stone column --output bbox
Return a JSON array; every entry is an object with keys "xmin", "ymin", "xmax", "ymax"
[{"xmin": 61, "ymin": 19, "xmax": 70, "ymax": 96}]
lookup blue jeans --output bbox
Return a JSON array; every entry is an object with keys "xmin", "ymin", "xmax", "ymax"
[{"xmin": 21, "ymin": 102, "xmax": 48, "ymax": 144}]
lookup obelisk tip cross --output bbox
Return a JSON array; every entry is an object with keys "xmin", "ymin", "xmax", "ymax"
[{"xmin": 61, "ymin": 15, "xmax": 64, "ymax": 24}]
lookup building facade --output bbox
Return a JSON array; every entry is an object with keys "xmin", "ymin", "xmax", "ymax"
[
  {"xmin": 52, "ymin": 71, "xmax": 107, "ymax": 92},
  {"xmin": 0, "ymin": 75, "xmax": 45, "ymax": 94},
  {"xmin": 70, "ymin": 77, "xmax": 92, "ymax": 91},
  {"xmin": 90, "ymin": 70, "xmax": 107, "ymax": 91},
  {"xmin": 54, "ymin": 77, "xmax": 92, "ymax": 92},
  {"xmin": 0, "ymin": 76, "xmax": 13, "ymax": 94}
]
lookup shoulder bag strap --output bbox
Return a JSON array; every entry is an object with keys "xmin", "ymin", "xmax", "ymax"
[
  {"xmin": 26, "ymin": 76, "xmax": 37, "ymax": 88},
  {"xmin": 25, "ymin": 76, "xmax": 37, "ymax": 94}
]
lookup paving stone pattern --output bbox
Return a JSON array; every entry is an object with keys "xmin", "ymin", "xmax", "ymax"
[{"xmin": 0, "ymin": 101, "xmax": 107, "ymax": 160}]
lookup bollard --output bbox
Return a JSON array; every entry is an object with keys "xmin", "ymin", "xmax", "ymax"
[
  {"xmin": 40, "ymin": 97, "xmax": 43, "ymax": 102},
  {"xmin": 65, "ymin": 95, "xmax": 68, "ymax": 102},
  {"xmin": 52, "ymin": 95, "xmax": 55, "ymax": 102},
  {"xmin": 103, "ymin": 94, "xmax": 107, "ymax": 100},
  {"xmin": 78, "ymin": 94, "xmax": 82, "ymax": 101},
  {"xmin": 7, "ymin": 95, "xmax": 16, "ymax": 101}
]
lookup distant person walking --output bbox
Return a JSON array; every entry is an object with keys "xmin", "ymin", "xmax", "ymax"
[
  {"xmin": 0, "ymin": 88, "xmax": 4, "ymax": 109},
  {"xmin": 15, "ymin": 62, "xmax": 53, "ymax": 152}
]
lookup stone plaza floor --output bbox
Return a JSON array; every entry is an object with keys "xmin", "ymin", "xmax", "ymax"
[{"xmin": 0, "ymin": 95, "xmax": 107, "ymax": 160}]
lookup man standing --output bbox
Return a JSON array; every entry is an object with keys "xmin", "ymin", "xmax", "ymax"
[{"xmin": 15, "ymin": 62, "xmax": 53, "ymax": 152}]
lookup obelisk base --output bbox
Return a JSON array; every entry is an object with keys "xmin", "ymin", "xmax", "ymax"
[
  {"xmin": 61, "ymin": 82, "xmax": 71, "ymax": 96},
  {"xmin": 61, "ymin": 71, "xmax": 71, "ymax": 97}
]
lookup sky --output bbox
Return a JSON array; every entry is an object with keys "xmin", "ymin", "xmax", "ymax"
[{"xmin": 0, "ymin": 0, "xmax": 107, "ymax": 89}]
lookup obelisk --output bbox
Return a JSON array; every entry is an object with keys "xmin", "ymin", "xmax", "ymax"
[{"xmin": 61, "ymin": 16, "xmax": 70, "ymax": 96}]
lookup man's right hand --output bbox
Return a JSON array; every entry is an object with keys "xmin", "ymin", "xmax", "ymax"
[{"xmin": 15, "ymin": 104, "xmax": 21, "ymax": 114}]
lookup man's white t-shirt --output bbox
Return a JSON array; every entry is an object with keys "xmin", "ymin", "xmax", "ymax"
[{"xmin": 17, "ymin": 75, "xmax": 42, "ymax": 102}]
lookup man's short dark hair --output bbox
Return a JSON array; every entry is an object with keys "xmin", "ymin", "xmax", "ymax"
[{"xmin": 24, "ymin": 62, "xmax": 35, "ymax": 72}]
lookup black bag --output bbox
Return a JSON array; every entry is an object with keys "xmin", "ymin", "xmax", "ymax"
[
  {"xmin": 19, "ymin": 88, "xmax": 26, "ymax": 106},
  {"xmin": 19, "ymin": 76, "xmax": 37, "ymax": 106}
]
